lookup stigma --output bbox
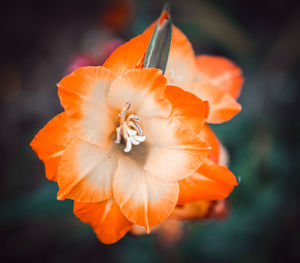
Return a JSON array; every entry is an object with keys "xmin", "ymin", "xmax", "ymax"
[{"xmin": 114, "ymin": 102, "xmax": 146, "ymax": 152}]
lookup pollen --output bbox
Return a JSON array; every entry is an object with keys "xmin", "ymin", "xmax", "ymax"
[{"xmin": 114, "ymin": 102, "xmax": 146, "ymax": 152}]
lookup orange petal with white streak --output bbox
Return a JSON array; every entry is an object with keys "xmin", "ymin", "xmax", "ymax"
[
  {"xmin": 196, "ymin": 55, "xmax": 244, "ymax": 99},
  {"xmin": 139, "ymin": 83, "xmax": 210, "ymax": 182},
  {"xmin": 189, "ymin": 82, "xmax": 241, "ymax": 123},
  {"xmin": 58, "ymin": 66, "xmax": 116, "ymax": 148},
  {"xmin": 177, "ymin": 159, "xmax": 238, "ymax": 205},
  {"xmin": 30, "ymin": 112, "xmax": 70, "ymax": 182},
  {"xmin": 165, "ymin": 26, "xmax": 197, "ymax": 87},
  {"xmin": 142, "ymin": 116, "xmax": 210, "ymax": 181},
  {"xmin": 74, "ymin": 199, "xmax": 133, "ymax": 244},
  {"xmin": 113, "ymin": 156, "xmax": 179, "ymax": 232},
  {"xmin": 107, "ymin": 68, "xmax": 171, "ymax": 119},
  {"xmin": 57, "ymin": 137, "xmax": 121, "ymax": 202}
]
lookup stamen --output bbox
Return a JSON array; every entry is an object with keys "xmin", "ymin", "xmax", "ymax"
[
  {"xmin": 114, "ymin": 102, "xmax": 146, "ymax": 152},
  {"xmin": 126, "ymin": 101, "xmax": 131, "ymax": 108},
  {"xmin": 118, "ymin": 102, "xmax": 131, "ymax": 117},
  {"xmin": 114, "ymin": 127, "xmax": 122, "ymax": 144},
  {"xmin": 128, "ymin": 121, "xmax": 143, "ymax": 135},
  {"xmin": 118, "ymin": 112, "xmax": 125, "ymax": 117}
]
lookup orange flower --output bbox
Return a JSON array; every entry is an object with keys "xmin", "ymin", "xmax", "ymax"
[
  {"xmin": 30, "ymin": 8, "xmax": 240, "ymax": 245},
  {"xmin": 31, "ymin": 65, "xmax": 235, "ymax": 243},
  {"xmin": 102, "ymin": 15, "xmax": 242, "ymax": 206}
]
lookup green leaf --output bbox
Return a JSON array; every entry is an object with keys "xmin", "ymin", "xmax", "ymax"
[{"xmin": 143, "ymin": 4, "xmax": 172, "ymax": 74}]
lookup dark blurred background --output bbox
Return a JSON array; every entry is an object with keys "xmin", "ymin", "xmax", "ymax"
[{"xmin": 1, "ymin": 0, "xmax": 300, "ymax": 262}]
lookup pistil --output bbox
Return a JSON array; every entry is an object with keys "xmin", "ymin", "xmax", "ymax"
[{"xmin": 114, "ymin": 102, "xmax": 146, "ymax": 152}]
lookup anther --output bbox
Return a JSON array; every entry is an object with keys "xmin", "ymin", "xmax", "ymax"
[
  {"xmin": 125, "ymin": 101, "xmax": 131, "ymax": 110},
  {"xmin": 114, "ymin": 102, "xmax": 146, "ymax": 152}
]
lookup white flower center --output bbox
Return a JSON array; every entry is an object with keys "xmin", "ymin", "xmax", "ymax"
[{"xmin": 114, "ymin": 102, "xmax": 146, "ymax": 152}]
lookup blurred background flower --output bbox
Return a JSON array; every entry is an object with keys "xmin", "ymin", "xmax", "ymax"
[
  {"xmin": 0, "ymin": 0, "xmax": 299, "ymax": 262},
  {"xmin": 130, "ymin": 199, "xmax": 230, "ymax": 248}
]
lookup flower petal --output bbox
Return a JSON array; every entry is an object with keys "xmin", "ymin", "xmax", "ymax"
[
  {"xmin": 113, "ymin": 156, "xmax": 179, "ymax": 232},
  {"xmin": 171, "ymin": 201, "xmax": 212, "ymax": 221},
  {"xmin": 164, "ymin": 85, "xmax": 209, "ymax": 133},
  {"xmin": 30, "ymin": 112, "xmax": 70, "ymax": 182},
  {"xmin": 143, "ymin": 24, "xmax": 197, "ymax": 88},
  {"xmin": 219, "ymin": 143, "xmax": 230, "ymax": 166},
  {"xmin": 189, "ymin": 82, "xmax": 241, "ymax": 123},
  {"xmin": 103, "ymin": 23, "xmax": 196, "ymax": 89},
  {"xmin": 196, "ymin": 55, "xmax": 244, "ymax": 99},
  {"xmin": 74, "ymin": 199, "xmax": 133, "ymax": 244},
  {"xmin": 58, "ymin": 66, "xmax": 116, "ymax": 148},
  {"xmin": 107, "ymin": 68, "xmax": 171, "ymax": 119},
  {"xmin": 141, "ymin": 85, "xmax": 210, "ymax": 181},
  {"xmin": 177, "ymin": 158, "xmax": 238, "ymax": 205},
  {"xmin": 173, "ymin": 200, "xmax": 229, "ymax": 221},
  {"xmin": 199, "ymin": 124, "xmax": 221, "ymax": 163},
  {"xmin": 165, "ymin": 26, "xmax": 197, "ymax": 88},
  {"xmin": 142, "ymin": 117, "xmax": 210, "ymax": 181},
  {"xmin": 103, "ymin": 29, "xmax": 153, "ymax": 75},
  {"xmin": 57, "ymin": 137, "xmax": 121, "ymax": 202}
]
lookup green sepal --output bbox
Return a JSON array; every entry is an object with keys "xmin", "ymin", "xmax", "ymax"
[{"xmin": 143, "ymin": 4, "xmax": 172, "ymax": 74}]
